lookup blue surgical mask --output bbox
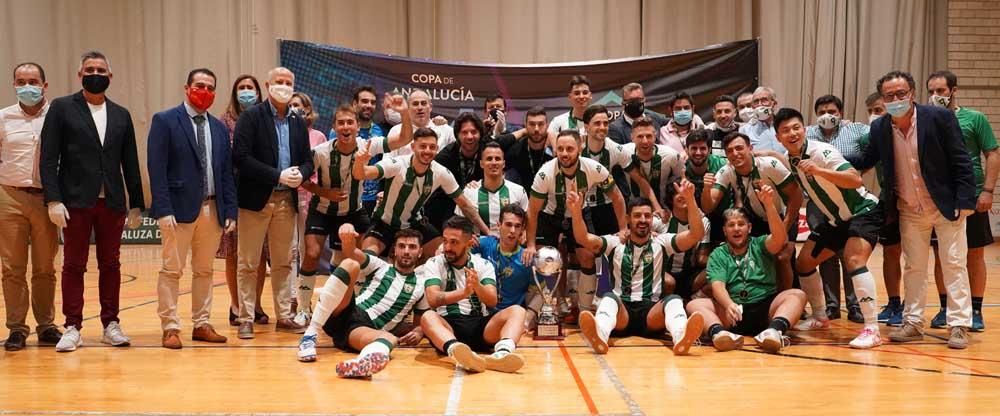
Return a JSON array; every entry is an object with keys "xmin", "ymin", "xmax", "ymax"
[
  {"xmin": 885, "ymin": 99, "xmax": 911, "ymax": 118},
  {"xmin": 15, "ymin": 85, "xmax": 43, "ymax": 106},
  {"xmin": 237, "ymin": 90, "xmax": 257, "ymax": 108},
  {"xmin": 673, "ymin": 109, "xmax": 693, "ymax": 125}
]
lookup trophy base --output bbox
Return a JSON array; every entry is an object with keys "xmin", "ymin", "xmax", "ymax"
[{"xmin": 533, "ymin": 322, "xmax": 565, "ymax": 340}]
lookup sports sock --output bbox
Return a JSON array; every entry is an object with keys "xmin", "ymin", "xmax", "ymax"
[
  {"xmin": 849, "ymin": 267, "xmax": 879, "ymax": 329},
  {"xmin": 296, "ymin": 269, "xmax": 317, "ymax": 314},
  {"xmin": 594, "ymin": 296, "xmax": 619, "ymax": 343},
  {"xmin": 799, "ymin": 269, "xmax": 828, "ymax": 320},
  {"xmin": 661, "ymin": 295, "xmax": 687, "ymax": 340},
  {"xmin": 304, "ymin": 266, "xmax": 352, "ymax": 337}
]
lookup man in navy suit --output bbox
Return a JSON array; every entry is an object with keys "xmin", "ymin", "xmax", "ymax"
[
  {"xmin": 850, "ymin": 70, "xmax": 976, "ymax": 349},
  {"xmin": 148, "ymin": 68, "xmax": 237, "ymax": 349}
]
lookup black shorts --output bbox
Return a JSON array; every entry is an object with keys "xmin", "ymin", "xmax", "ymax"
[
  {"xmin": 671, "ymin": 268, "xmax": 704, "ymax": 299},
  {"xmin": 535, "ymin": 212, "xmax": 586, "ymax": 250},
  {"xmin": 879, "ymin": 220, "xmax": 901, "ymax": 246},
  {"xmin": 730, "ymin": 293, "xmax": 777, "ymax": 336},
  {"xmin": 442, "ymin": 315, "xmax": 493, "ymax": 353},
  {"xmin": 585, "ymin": 204, "xmax": 620, "ymax": 236},
  {"xmin": 611, "ymin": 300, "xmax": 660, "ymax": 338},
  {"xmin": 321, "ymin": 297, "xmax": 376, "ymax": 352},
  {"xmin": 366, "ymin": 217, "xmax": 441, "ymax": 254},
  {"xmin": 807, "ymin": 205, "xmax": 883, "ymax": 256},
  {"xmin": 305, "ymin": 209, "xmax": 371, "ymax": 250}
]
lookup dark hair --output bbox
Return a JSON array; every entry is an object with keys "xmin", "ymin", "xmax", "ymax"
[
  {"xmin": 772, "ymin": 108, "xmax": 805, "ymax": 133},
  {"xmin": 582, "ymin": 104, "xmax": 609, "ymax": 124},
  {"xmin": 626, "ymin": 197, "xmax": 654, "ymax": 214},
  {"xmin": 394, "ymin": 228, "xmax": 423, "ymax": 245},
  {"xmin": 556, "ymin": 129, "xmax": 581, "ymax": 143},
  {"xmin": 453, "ymin": 112, "xmax": 486, "ymax": 141},
  {"xmin": 876, "ymin": 70, "xmax": 916, "ymax": 95},
  {"xmin": 631, "ymin": 116, "xmax": 655, "ymax": 131},
  {"xmin": 353, "ymin": 85, "xmax": 377, "ymax": 102},
  {"xmin": 443, "ymin": 215, "xmax": 475, "ymax": 235},
  {"xmin": 736, "ymin": 92, "xmax": 753, "ymax": 102},
  {"xmin": 13, "ymin": 62, "xmax": 45, "ymax": 83},
  {"xmin": 662, "ymin": 178, "xmax": 683, "ymax": 207},
  {"xmin": 722, "ymin": 131, "xmax": 751, "ymax": 149},
  {"xmin": 481, "ymin": 141, "xmax": 504, "ymax": 155},
  {"xmin": 225, "ymin": 74, "xmax": 262, "ymax": 119},
  {"xmin": 499, "ymin": 204, "xmax": 526, "ymax": 223},
  {"xmin": 484, "ymin": 93, "xmax": 506, "ymax": 111},
  {"xmin": 333, "ymin": 104, "xmax": 358, "ymax": 121},
  {"xmin": 524, "ymin": 106, "xmax": 547, "ymax": 123},
  {"xmin": 864, "ymin": 92, "xmax": 882, "ymax": 107},
  {"xmin": 927, "ymin": 70, "xmax": 958, "ymax": 90},
  {"xmin": 671, "ymin": 92, "xmax": 694, "ymax": 108},
  {"xmin": 685, "ymin": 128, "xmax": 710, "ymax": 147},
  {"xmin": 186, "ymin": 68, "xmax": 216, "ymax": 86},
  {"xmin": 80, "ymin": 50, "xmax": 109, "ymax": 69},
  {"xmin": 413, "ymin": 127, "xmax": 439, "ymax": 142},
  {"xmin": 714, "ymin": 94, "xmax": 736, "ymax": 108},
  {"xmin": 569, "ymin": 75, "xmax": 591, "ymax": 90},
  {"xmin": 813, "ymin": 94, "xmax": 843, "ymax": 113}
]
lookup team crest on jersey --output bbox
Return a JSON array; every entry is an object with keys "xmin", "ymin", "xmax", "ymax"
[
  {"xmin": 643, "ymin": 251, "xmax": 653, "ymax": 263},
  {"xmin": 501, "ymin": 266, "xmax": 513, "ymax": 278},
  {"xmin": 403, "ymin": 283, "xmax": 415, "ymax": 294}
]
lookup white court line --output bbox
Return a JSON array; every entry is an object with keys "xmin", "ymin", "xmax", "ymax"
[
  {"xmin": 593, "ymin": 354, "xmax": 645, "ymax": 416},
  {"xmin": 445, "ymin": 366, "xmax": 466, "ymax": 416}
]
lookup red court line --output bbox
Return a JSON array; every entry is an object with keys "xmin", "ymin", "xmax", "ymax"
[
  {"xmin": 894, "ymin": 345, "xmax": 993, "ymax": 376},
  {"xmin": 558, "ymin": 340, "xmax": 599, "ymax": 416},
  {"xmin": 845, "ymin": 345, "xmax": 1000, "ymax": 364}
]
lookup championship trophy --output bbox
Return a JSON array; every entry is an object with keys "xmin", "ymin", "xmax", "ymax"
[{"xmin": 532, "ymin": 246, "xmax": 565, "ymax": 340}]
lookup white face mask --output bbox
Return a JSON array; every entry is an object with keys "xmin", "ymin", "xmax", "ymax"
[
  {"xmin": 738, "ymin": 107, "xmax": 754, "ymax": 123},
  {"xmin": 929, "ymin": 94, "xmax": 951, "ymax": 108},
  {"xmin": 754, "ymin": 105, "xmax": 772, "ymax": 121},
  {"xmin": 868, "ymin": 114, "xmax": 881, "ymax": 124},
  {"xmin": 817, "ymin": 113, "xmax": 840, "ymax": 130},
  {"xmin": 268, "ymin": 84, "xmax": 293, "ymax": 104},
  {"xmin": 385, "ymin": 108, "xmax": 402, "ymax": 125}
]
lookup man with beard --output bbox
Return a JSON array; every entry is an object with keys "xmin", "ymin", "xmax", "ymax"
[
  {"xmin": 705, "ymin": 95, "xmax": 742, "ymax": 156},
  {"xmin": 622, "ymin": 117, "xmax": 684, "ymax": 214},
  {"xmin": 609, "ymin": 83, "xmax": 668, "ymax": 146},
  {"xmin": 548, "ymin": 75, "xmax": 592, "ymax": 135},
  {"xmin": 659, "ymin": 179, "xmax": 713, "ymax": 300},
  {"xmin": 352, "ymin": 128, "xmax": 489, "ymax": 258},
  {"xmin": 772, "ymin": 108, "xmax": 883, "ymax": 349},
  {"xmin": 504, "ymin": 107, "xmax": 553, "ymax": 189},
  {"xmin": 296, "ymin": 224, "xmax": 427, "ymax": 379},
  {"xmin": 683, "ymin": 129, "xmax": 730, "ymax": 244},
  {"xmin": 420, "ymin": 216, "xmax": 527, "ymax": 373},
  {"xmin": 330, "ymin": 86, "xmax": 386, "ymax": 216},
  {"xmin": 685, "ymin": 189, "xmax": 807, "ymax": 354},
  {"xmin": 386, "ymin": 89, "xmax": 455, "ymax": 158},
  {"xmin": 454, "ymin": 142, "xmax": 529, "ymax": 231},
  {"xmin": 568, "ymin": 181, "xmax": 706, "ymax": 355},
  {"xmin": 471, "ymin": 204, "xmax": 541, "ymax": 330},
  {"xmin": 580, "ymin": 104, "xmax": 642, "ymax": 236}
]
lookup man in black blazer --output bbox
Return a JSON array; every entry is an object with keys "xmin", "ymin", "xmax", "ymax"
[
  {"xmin": 850, "ymin": 70, "xmax": 976, "ymax": 349},
  {"xmin": 39, "ymin": 51, "xmax": 144, "ymax": 352},
  {"xmin": 147, "ymin": 68, "xmax": 237, "ymax": 349},
  {"xmin": 232, "ymin": 66, "xmax": 314, "ymax": 339}
]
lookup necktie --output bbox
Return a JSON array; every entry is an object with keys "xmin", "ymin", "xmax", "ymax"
[{"xmin": 193, "ymin": 114, "xmax": 208, "ymax": 198}]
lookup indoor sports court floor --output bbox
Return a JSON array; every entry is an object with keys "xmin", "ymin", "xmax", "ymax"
[{"xmin": 2, "ymin": 243, "xmax": 1000, "ymax": 415}]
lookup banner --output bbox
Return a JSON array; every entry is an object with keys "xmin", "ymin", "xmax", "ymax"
[{"xmin": 278, "ymin": 39, "xmax": 759, "ymax": 135}]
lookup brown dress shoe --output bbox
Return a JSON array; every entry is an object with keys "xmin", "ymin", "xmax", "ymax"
[
  {"xmin": 192, "ymin": 324, "xmax": 227, "ymax": 343},
  {"xmin": 275, "ymin": 318, "xmax": 306, "ymax": 334},
  {"xmin": 162, "ymin": 329, "xmax": 182, "ymax": 349}
]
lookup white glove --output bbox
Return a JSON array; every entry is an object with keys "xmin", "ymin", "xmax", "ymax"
[
  {"xmin": 47, "ymin": 202, "xmax": 69, "ymax": 228},
  {"xmin": 157, "ymin": 215, "xmax": 177, "ymax": 232},
  {"xmin": 279, "ymin": 167, "xmax": 303, "ymax": 188},
  {"xmin": 126, "ymin": 208, "xmax": 143, "ymax": 229}
]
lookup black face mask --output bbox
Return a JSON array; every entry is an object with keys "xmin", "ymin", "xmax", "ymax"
[
  {"xmin": 82, "ymin": 74, "xmax": 110, "ymax": 94},
  {"xmin": 624, "ymin": 100, "xmax": 644, "ymax": 118}
]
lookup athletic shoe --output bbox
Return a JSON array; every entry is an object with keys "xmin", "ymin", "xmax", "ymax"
[
  {"xmin": 793, "ymin": 316, "xmax": 831, "ymax": 331},
  {"xmin": 930, "ymin": 308, "xmax": 947, "ymax": 329},
  {"xmin": 848, "ymin": 327, "xmax": 882, "ymax": 349},
  {"xmin": 336, "ymin": 352, "xmax": 390, "ymax": 378},
  {"xmin": 578, "ymin": 311, "xmax": 608, "ymax": 354},
  {"xmin": 754, "ymin": 328, "xmax": 790, "ymax": 354},
  {"xmin": 847, "ymin": 306, "xmax": 864, "ymax": 324},
  {"xmin": 297, "ymin": 334, "xmax": 318, "ymax": 362},
  {"xmin": 877, "ymin": 303, "xmax": 895, "ymax": 323},
  {"xmin": 887, "ymin": 304, "xmax": 904, "ymax": 327},
  {"xmin": 711, "ymin": 330, "xmax": 744, "ymax": 352},
  {"xmin": 671, "ymin": 312, "xmax": 704, "ymax": 356},
  {"xmin": 888, "ymin": 322, "xmax": 923, "ymax": 342},
  {"xmin": 237, "ymin": 322, "xmax": 254, "ymax": 339},
  {"xmin": 948, "ymin": 326, "xmax": 969, "ymax": 350},
  {"xmin": 38, "ymin": 327, "xmax": 63, "ymax": 346},
  {"xmin": 449, "ymin": 342, "xmax": 486, "ymax": 373},
  {"xmin": 101, "ymin": 322, "xmax": 131, "ymax": 347},
  {"xmin": 972, "ymin": 310, "xmax": 985, "ymax": 332},
  {"xmin": 293, "ymin": 310, "xmax": 312, "ymax": 328},
  {"xmin": 484, "ymin": 351, "xmax": 525, "ymax": 373},
  {"xmin": 55, "ymin": 326, "xmax": 82, "ymax": 352}
]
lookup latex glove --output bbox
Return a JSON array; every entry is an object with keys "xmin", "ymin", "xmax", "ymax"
[
  {"xmin": 47, "ymin": 202, "xmax": 70, "ymax": 228},
  {"xmin": 126, "ymin": 208, "xmax": 143, "ymax": 229},
  {"xmin": 224, "ymin": 219, "xmax": 237, "ymax": 233},
  {"xmin": 279, "ymin": 167, "xmax": 303, "ymax": 188},
  {"xmin": 157, "ymin": 215, "xmax": 177, "ymax": 232}
]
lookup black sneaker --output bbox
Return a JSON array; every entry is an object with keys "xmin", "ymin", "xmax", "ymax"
[
  {"xmin": 254, "ymin": 309, "xmax": 269, "ymax": 325},
  {"xmin": 847, "ymin": 306, "xmax": 864, "ymax": 324},
  {"xmin": 4, "ymin": 331, "xmax": 27, "ymax": 351},
  {"xmin": 229, "ymin": 306, "xmax": 239, "ymax": 327},
  {"xmin": 825, "ymin": 306, "xmax": 841, "ymax": 320},
  {"xmin": 37, "ymin": 327, "xmax": 63, "ymax": 345}
]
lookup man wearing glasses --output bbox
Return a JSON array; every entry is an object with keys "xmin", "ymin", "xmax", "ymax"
[{"xmin": 849, "ymin": 70, "xmax": 976, "ymax": 349}]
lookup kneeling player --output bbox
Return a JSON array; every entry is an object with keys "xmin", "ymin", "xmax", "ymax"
[
  {"xmin": 685, "ymin": 185, "xmax": 807, "ymax": 354},
  {"xmin": 568, "ymin": 180, "xmax": 707, "ymax": 355},
  {"xmin": 420, "ymin": 216, "xmax": 527, "ymax": 373}
]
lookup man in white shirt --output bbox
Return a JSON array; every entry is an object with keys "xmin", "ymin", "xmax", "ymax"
[
  {"xmin": 386, "ymin": 89, "xmax": 455, "ymax": 158},
  {"xmin": 548, "ymin": 75, "xmax": 593, "ymax": 135}
]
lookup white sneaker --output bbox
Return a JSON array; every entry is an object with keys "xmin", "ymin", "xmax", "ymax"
[
  {"xmin": 711, "ymin": 330, "xmax": 744, "ymax": 352},
  {"xmin": 484, "ymin": 351, "xmax": 525, "ymax": 373},
  {"xmin": 101, "ymin": 322, "xmax": 131, "ymax": 347},
  {"xmin": 55, "ymin": 326, "xmax": 82, "ymax": 352},
  {"xmin": 578, "ymin": 311, "xmax": 608, "ymax": 354},
  {"xmin": 794, "ymin": 316, "xmax": 831, "ymax": 331},
  {"xmin": 754, "ymin": 328, "xmax": 790, "ymax": 353},
  {"xmin": 449, "ymin": 342, "xmax": 486, "ymax": 373},
  {"xmin": 293, "ymin": 311, "xmax": 311, "ymax": 327},
  {"xmin": 298, "ymin": 334, "xmax": 318, "ymax": 362},
  {"xmin": 671, "ymin": 311, "xmax": 704, "ymax": 356},
  {"xmin": 848, "ymin": 327, "xmax": 883, "ymax": 349}
]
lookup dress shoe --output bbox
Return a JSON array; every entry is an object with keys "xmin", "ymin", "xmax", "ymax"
[
  {"xmin": 825, "ymin": 306, "xmax": 841, "ymax": 320},
  {"xmin": 275, "ymin": 318, "xmax": 306, "ymax": 334},
  {"xmin": 162, "ymin": 329, "xmax": 182, "ymax": 349},
  {"xmin": 228, "ymin": 306, "xmax": 239, "ymax": 327},
  {"xmin": 254, "ymin": 309, "xmax": 270, "ymax": 325},
  {"xmin": 37, "ymin": 327, "xmax": 63, "ymax": 346},
  {"xmin": 4, "ymin": 331, "xmax": 27, "ymax": 351},
  {"xmin": 192, "ymin": 324, "xmax": 227, "ymax": 343},
  {"xmin": 847, "ymin": 306, "xmax": 864, "ymax": 324},
  {"xmin": 237, "ymin": 322, "xmax": 254, "ymax": 339}
]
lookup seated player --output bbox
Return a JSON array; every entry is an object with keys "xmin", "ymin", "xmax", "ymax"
[
  {"xmin": 472, "ymin": 204, "xmax": 543, "ymax": 330},
  {"xmin": 420, "ymin": 216, "xmax": 527, "ymax": 373},
  {"xmin": 567, "ymin": 180, "xmax": 707, "ymax": 355},
  {"xmin": 660, "ymin": 179, "xmax": 712, "ymax": 300},
  {"xmin": 685, "ymin": 185, "xmax": 808, "ymax": 354}
]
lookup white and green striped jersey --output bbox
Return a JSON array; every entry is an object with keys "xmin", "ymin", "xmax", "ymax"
[
  {"xmin": 454, "ymin": 180, "xmax": 529, "ymax": 232},
  {"xmin": 311, "ymin": 137, "xmax": 389, "ymax": 216},
  {"xmin": 621, "ymin": 143, "xmax": 684, "ymax": 203},
  {"xmin": 529, "ymin": 157, "xmax": 615, "ymax": 217},
  {"xmin": 663, "ymin": 216, "xmax": 711, "ymax": 274},
  {"xmin": 598, "ymin": 234, "xmax": 680, "ymax": 303},
  {"xmin": 581, "ymin": 138, "xmax": 632, "ymax": 207},
  {"xmin": 356, "ymin": 254, "xmax": 430, "ymax": 331},
  {"xmin": 420, "ymin": 254, "xmax": 497, "ymax": 317},
  {"xmin": 790, "ymin": 140, "xmax": 878, "ymax": 225},
  {"xmin": 714, "ymin": 156, "xmax": 794, "ymax": 218},
  {"xmin": 372, "ymin": 156, "xmax": 462, "ymax": 228}
]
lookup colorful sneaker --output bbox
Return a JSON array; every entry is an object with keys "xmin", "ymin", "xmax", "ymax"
[
  {"xmin": 101, "ymin": 322, "xmax": 131, "ymax": 347},
  {"xmin": 793, "ymin": 316, "xmax": 831, "ymax": 331},
  {"xmin": 712, "ymin": 330, "xmax": 744, "ymax": 352},
  {"xmin": 336, "ymin": 352, "xmax": 390, "ymax": 378},
  {"xmin": 848, "ymin": 327, "xmax": 882, "ymax": 349},
  {"xmin": 293, "ymin": 310, "xmax": 312, "ymax": 328},
  {"xmin": 971, "ymin": 310, "xmax": 985, "ymax": 332},
  {"xmin": 877, "ymin": 303, "xmax": 895, "ymax": 323},
  {"xmin": 449, "ymin": 342, "xmax": 486, "ymax": 373},
  {"xmin": 887, "ymin": 304, "xmax": 904, "ymax": 327},
  {"xmin": 671, "ymin": 312, "xmax": 704, "ymax": 356},
  {"xmin": 578, "ymin": 311, "xmax": 608, "ymax": 354},
  {"xmin": 754, "ymin": 328, "xmax": 790, "ymax": 354},
  {"xmin": 484, "ymin": 351, "xmax": 525, "ymax": 373},
  {"xmin": 55, "ymin": 326, "xmax": 82, "ymax": 352},
  {"xmin": 930, "ymin": 308, "xmax": 947, "ymax": 329},
  {"xmin": 297, "ymin": 334, "xmax": 318, "ymax": 362}
]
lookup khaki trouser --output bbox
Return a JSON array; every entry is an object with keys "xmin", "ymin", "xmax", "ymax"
[
  {"xmin": 237, "ymin": 190, "xmax": 296, "ymax": 323},
  {"xmin": 899, "ymin": 208, "xmax": 972, "ymax": 328},
  {"xmin": 0, "ymin": 185, "xmax": 59, "ymax": 335},
  {"xmin": 157, "ymin": 200, "xmax": 224, "ymax": 331}
]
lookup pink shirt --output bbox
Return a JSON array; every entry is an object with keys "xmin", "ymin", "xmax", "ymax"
[{"xmin": 891, "ymin": 107, "xmax": 936, "ymax": 214}]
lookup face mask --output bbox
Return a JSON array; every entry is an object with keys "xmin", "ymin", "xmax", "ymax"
[
  {"xmin": 385, "ymin": 108, "xmax": 402, "ymax": 125},
  {"xmin": 268, "ymin": 84, "xmax": 293, "ymax": 104},
  {"xmin": 754, "ymin": 105, "xmax": 772, "ymax": 121},
  {"xmin": 886, "ymin": 100, "xmax": 911, "ymax": 118},
  {"xmin": 868, "ymin": 114, "xmax": 881, "ymax": 124},
  {"xmin": 929, "ymin": 94, "xmax": 951, "ymax": 108},
  {"xmin": 186, "ymin": 87, "xmax": 215, "ymax": 112},
  {"xmin": 673, "ymin": 109, "xmax": 693, "ymax": 126},
  {"xmin": 738, "ymin": 107, "xmax": 754, "ymax": 123},
  {"xmin": 15, "ymin": 85, "xmax": 43, "ymax": 106},
  {"xmin": 82, "ymin": 74, "xmax": 110, "ymax": 94},
  {"xmin": 623, "ymin": 100, "xmax": 645, "ymax": 118},
  {"xmin": 715, "ymin": 121, "xmax": 736, "ymax": 132},
  {"xmin": 816, "ymin": 113, "xmax": 840, "ymax": 130},
  {"xmin": 237, "ymin": 90, "xmax": 257, "ymax": 108}
]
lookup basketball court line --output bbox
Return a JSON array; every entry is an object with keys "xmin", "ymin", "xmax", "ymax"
[
  {"xmin": 444, "ymin": 367, "xmax": 466, "ymax": 416},
  {"xmin": 741, "ymin": 348, "xmax": 1000, "ymax": 380},
  {"xmin": 557, "ymin": 341, "xmax": 599, "ymax": 415},
  {"xmin": 894, "ymin": 345, "xmax": 992, "ymax": 376},
  {"xmin": 0, "ymin": 412, "xmax": 632, "ymax": 416},
  {"xmin": 591, "ymin": 354, "xmax": 645, "ymax": 416}
]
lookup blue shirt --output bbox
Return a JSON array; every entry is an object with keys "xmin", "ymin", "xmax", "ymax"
[
  {"xmin": 739, "ymin": 119, "xmax": 785, "ymax": 154},
  {"xmin": 805, "ymin": 121, "xmax": 870, "ymax": 160},
  {"xmin": 472, "ymin": 235, "xmax": 533, "ymax": 311},
  {"xmin": 330, "ymin": 123, "xmax": 386, "ymax": 202},
  {"xmin": 270, "ymin": 101, "xmax": 291, "ymax": 189}
]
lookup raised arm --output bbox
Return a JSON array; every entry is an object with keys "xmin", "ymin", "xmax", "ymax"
[
  {"xmin": 385, "ymin": 94, "xmax": 413, "ymax": 151},
  {"xmin": 758, "ymin": 184, "xmax": 788, "ymax": 254},
  {"xmin": 670, "ymin": 179, "xmax": 706, "ymax": 252}
]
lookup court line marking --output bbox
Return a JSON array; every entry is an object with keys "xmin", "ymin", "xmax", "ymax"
[
  {"xmin": 592, "ymin": 353, "xmax": 645, "ymax": 416},
  {"xmin": 557, "ymin": 341, "xmax": 599, "ymax": 415},
  {"xmin": 894, "ymin": 345, "xmax": 992, "ymax": 376},
  {"xmin": 838, "ymin": 345, "xmax": 1000, "ymax": 364},
  {"xmin": 740, "ymin": 348, "xmax": 1000, "ymax": 380},
  {"xmin": 0, "ymin": 412, "xmax": 629, "ymax": 416},
  {"xmin": 444, "ymin": 367, "xmax": 466, "ymax": 416}
]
